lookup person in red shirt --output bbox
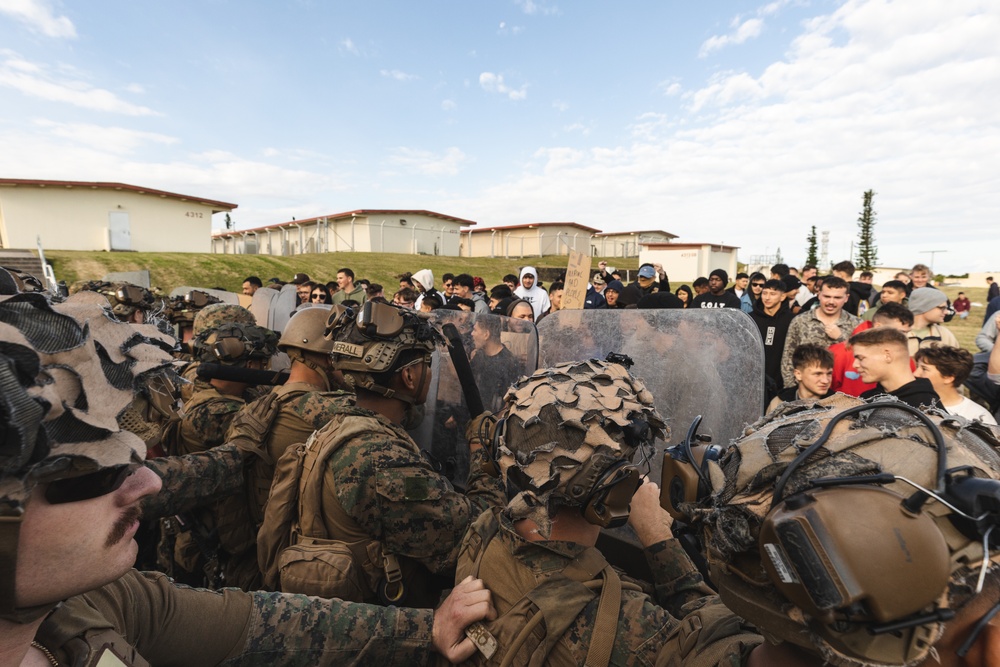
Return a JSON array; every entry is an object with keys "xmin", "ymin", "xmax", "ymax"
[
  {"xmin": 829, "ymin": 302, "xmax": 914, "ymax": 396},
  {"xmin": 953, "ymin": 291, "xmax": 971, "ymax": 319}
]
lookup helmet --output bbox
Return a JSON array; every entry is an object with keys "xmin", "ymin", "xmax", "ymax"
[
  {"xmin": 192, "ymin": 323, "xmax": 278, "ymax": 366},
  {"xmin": 167, "ymin": 290, "xmax": 222, "ymax": 325},
  {"xmin": 0, "ymin": 267, "xmax": 44, "ymax": 295},
  {"xmin": 0, "ymin": 293, "xmax": 175, "ymax": 621},
  {"xmin": 192, "ymin": 303, "xmax": 256, "ymax": 336},
  {"xmin": 325, "ymin": 301, "xmax": 442, "ymax": 399},
  {"xmin": 698, "ymin": 395, "xmax": 1000, "ymax": 667},
  {"xmin": 491, "ymin": 358, "xmax": 666, "ymax": 536},
  {"xmin": 279, "ymin": 307, "xmax": 336, "ymax": 355},
  {"xmin": 67, "ymin": 281, "xmax": 155, "ymax": 322}
]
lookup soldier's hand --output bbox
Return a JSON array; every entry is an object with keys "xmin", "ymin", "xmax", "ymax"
[
  {"xmin": 464, "ymin": 411, "xmax": 493, "ymax": 452},
  {"xmin": 628, "ymin": 478, "xmax": 674, "ymax": 547},
  {"xmin": 432, "ymin": 576, "xmax": 497, "ymax": 663}
]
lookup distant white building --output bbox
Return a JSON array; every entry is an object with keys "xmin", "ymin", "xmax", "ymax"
[
  {"xmin": 212, "ymin": 210, "xmax": 475, "ymax": 257},
  {"xmin": 591, "ymin": 230, "xmax": 677, "ymax": 258},
  {"xmin": 0, "ymin": 178, "xmax": 235, "ymax": 253},
  {"xmin": 462, "ymin": 222, "xmax": 599, "ymax": 258},
  {"xmin": 640, "ymin": 242, "xmax": 740, "ymax": 283}
]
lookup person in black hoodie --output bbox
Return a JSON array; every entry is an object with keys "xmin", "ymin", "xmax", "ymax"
[
  {"xmin": 832, "ymin": 260, "xmax": 874, "ymax": 317},
  {"xmin": 852, "ymin": 327, "xmax": 940, "ymax": 408},
  {"xmin": 618, "ymin": 263, "xmax": 670, "ymax": 307},
  {"xmin": 690, "ymin": 269, "xmax": 741, "ymax": 309},
  {"xmin": 750, "ymin": 279, "xmax": 795, "ymax": 402}
]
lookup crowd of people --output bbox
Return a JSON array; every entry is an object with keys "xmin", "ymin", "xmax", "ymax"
[{"xmin": 1, "ymin": 254, "xmax": 999, "ymax": 667}]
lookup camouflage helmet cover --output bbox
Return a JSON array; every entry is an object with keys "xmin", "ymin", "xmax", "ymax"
[
  {"xmin": 494, "ymin": 358, "xmax": 666, "ymax": 536},
  {"xmin": 699, "ymin": 394, "xmax": 1000, "ymax": 667},
  {"xmin": 192, "ymin": 302, "xmax": 256, "ymax": 336},
  {"xmin": 67, "ymin": 281, "xmax": 155, "ymax": 321},
  {"xmin": 167, "ymin": 290, "xmax": 222, "ymax": 325},
  {"xmin": 0, "ymin": 293, "xmax": 176, "ymax": 504}
]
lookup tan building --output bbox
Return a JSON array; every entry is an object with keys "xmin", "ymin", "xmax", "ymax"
[
  {"xmin": 462, "ymin": 222, "xmax": 599, "ymax": 258},
  {"xmin": 591, "ymin": 230, "xmax": 677, "ymax": 257},
  {"xmin": 640, "ymin": 242, "xmax": 740, "ymax": 284},
  {"xmin": 212, "ymin": 210, "xmax": 474, "ymax": 256},
  {"xmin": 0, "ymin": 178, "xmax": 235, "ymax": 252}
]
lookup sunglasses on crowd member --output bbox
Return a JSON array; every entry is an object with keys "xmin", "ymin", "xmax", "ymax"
[
  {"xmin": 311, "ymin": 291, "xmax": 326, "ymax": 301},
  {"xmin": 44, "ymin": 463, "xmax": 140, "ymax": 505},
  {"xmin": 752, "ymin": 282, "xmax": 765, "ymax": 288}
]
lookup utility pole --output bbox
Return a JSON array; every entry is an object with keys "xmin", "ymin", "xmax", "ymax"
[{"xmin": 920, "ymin": 250, "xmax": 947, "ymax": 275}]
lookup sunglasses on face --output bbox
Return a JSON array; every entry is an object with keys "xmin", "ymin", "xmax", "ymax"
[
  {"xmin": 311, "ymin": 292, "xmax": 325, "ymax": 300},
  {"xmin": 752, "ymin": 282, "xmax": 765, "ymax": 288},
  {"xmin": 44, "ymin": 463, "xmax": 140, "ymax": 505}
]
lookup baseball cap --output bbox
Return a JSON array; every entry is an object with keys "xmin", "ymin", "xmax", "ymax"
[
  {"xmin": 291, "ymin": 273, "xmax": 311, "ymax": 285},
  {"xmin": 592, "ymin": 273, "xmax": 606, "ymax": 285},
  {"xmin": 638, "ymin": 265, "xmax": 656, "ymax": 279}
]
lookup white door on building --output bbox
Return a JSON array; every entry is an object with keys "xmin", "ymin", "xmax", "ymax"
[{"xmin": 108, "ymin": 212, "xmax": 131, "ymax": 251}]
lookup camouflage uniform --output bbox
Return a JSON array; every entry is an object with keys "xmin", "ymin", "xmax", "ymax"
[
  {"xmin": 33, "ymin": 568, "xmax": 438, "ymax": 666},
  {"xmin": 297, "ymin": 406, "xmax": 505, "ymax": 606},
  {"xmin": 451, "ymin": 509, "xmax": 758, "ymax": 667}
]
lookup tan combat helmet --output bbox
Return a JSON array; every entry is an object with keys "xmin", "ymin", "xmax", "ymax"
[
  {"xmin": 490, "ymin": 358, "xmax": 667, "ymax": 537},
  {"xmin": 67, "ymin": 281, "xmax": 156, "ymax": 322},
  {"xmin": 698, "ymin": 395, "xmax": 1000, "ymax": 667},
  {"xmin": 166, "ymin": 290, "xmax": 222, "ymax": 327},
  {"xmin": 324, "ymin": 301, "xmax": 442, "ymax": 402},
  {"xmin": 278, "ymin": 306, "xmax": 341, "ymax": 390},
  {"xmin": 0, "ymin": 293, "xmax": 175, "ymax": 622}
]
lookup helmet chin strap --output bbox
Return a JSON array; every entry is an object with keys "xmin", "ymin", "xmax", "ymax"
[{"xmin": 0, "ymin": 505, "xmax": 60, "ymax": 624}]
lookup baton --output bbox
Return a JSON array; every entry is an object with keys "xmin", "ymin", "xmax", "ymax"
[
  {"xmin": 441, "ymin": 323, "xmax": 484, "ymax": 416},
  {"xmin": 196, "ymin": 362, "xmax": 289, "ymax": 386}
]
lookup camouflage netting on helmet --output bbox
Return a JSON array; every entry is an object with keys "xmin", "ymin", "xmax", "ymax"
[
  {"xmin": 698, "ymin": 393, "xmax": 1000, "ymax": 667},
  {"xmin": 0, "ymin": 293, "xmax": 176, "ymax": 505},
  {"xmin": 193, "ymin": 303, "xmax": 256, "ymax": 336},
  {"xmin": 495, "ymin": 359, "xmax": 666, "ymax": 536},
  {"xmin": 67, "ymin": 281, "xmax": 157, "ymax": 322},
  {"xmin": 165, "ymin": 290, "xmax": 222, "ymax": 325}
]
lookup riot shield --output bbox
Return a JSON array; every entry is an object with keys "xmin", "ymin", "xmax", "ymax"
[
  {"xmin": 536, "ymin": 308, "xmax": 765, "ymax": 479},
  {"xmin": 407, "ymin": 310, "xmax": 538, "ymax": 485},
  {"xmin": 249, "ymin": 284, "xmax": 298, "ymax": 333},
  {"xmin": 168, "ymin": 286, "xmax": 241, "ymax": 305}
]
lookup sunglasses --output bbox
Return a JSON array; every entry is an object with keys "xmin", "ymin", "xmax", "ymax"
[
  {"xmin": 311, "ymin": 292, "xmax": 325, "ymax": 299},
  {"xmin": 752, "ymin": 282, "xmax": 765, "ymax": 288},
  {"xmin": 44, "ymin": 463, "xmax": 140, "ymax": 505}
]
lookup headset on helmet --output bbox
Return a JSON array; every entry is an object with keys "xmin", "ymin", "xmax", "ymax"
[
  {"xmin": 193, "ymin": 323, "xmax": 278, "ymax": 366},
  {"xmin": 485, "ymin": 355, "xmax": 666, "ymax": 535},
  {"xmin": 685, "ymin": 395, "xmax": 1000, "ymax": 667}
]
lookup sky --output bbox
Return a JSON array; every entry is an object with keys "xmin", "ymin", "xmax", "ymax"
[{"xmin": 1, "ymin": 0, "xmax": 997, "ymax": 276}]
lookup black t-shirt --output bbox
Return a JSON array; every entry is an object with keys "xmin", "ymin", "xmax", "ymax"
[
  {"xmin": 860, "ymin": 378, "xmax": 939, "ymax": 409},
  {"xmin": 471, "ymin": 344, "xmax": 521, "ymax": 412},
  {"xmin": 691, "ymin": 291, "xmax": 742, "ymax": 309}
]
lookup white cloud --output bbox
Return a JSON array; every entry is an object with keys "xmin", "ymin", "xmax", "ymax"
[
  {"xmin": 380, "ymin": 68, "xmax": 417, "ymax": 81},
  {"xmin": 515, "ymin": 0, "xmax": 558, "ymax": 16},
  {"xmin": 32, "ymin": 119, "xmax": 175, "ymax": 153},
  {"xmin": 388, "ymin": 147, "xmax": 467, "ymax": 176},
  {"xmin": 123, "ymin": 83, "xmax": 145, "ymax": 94},
  {"xmin": 552, "ymin": 100, "xmax": 568, "ymax": 111},
  {"xmin": 340, "ymin": 38, "xmax": 359, "ymax": 55},
  {"xmin": 441, "ymin": 99, "xmax": 456, "ymax": 111},
  {"xmin": 0, "ymin": 52, "xmax": 158, "ymax": 115},
  {"xmin": 0, "ymin": 0, "xmax": 76, "ymax": 38},
  {"xmin": 443, "ymin": 2, "xmax": 1000, "ymax": 275},
  {"xmin": 699, "ymin": 17, "xmax": 764, "ymax": 57},
  {"xmin": 658, "ymin": 78, "xmax": 682, "ymax": 96},
  {"xmin": 479, "ymin": 71, "xmax": 527, "ymax": 100}
]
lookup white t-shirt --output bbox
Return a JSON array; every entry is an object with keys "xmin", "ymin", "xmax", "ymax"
[{"xmin": 945, "ymin": 396, "xmax": 998, "ymax": 425}]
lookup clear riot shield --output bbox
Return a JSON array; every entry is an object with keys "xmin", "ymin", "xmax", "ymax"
[
  {"xmin": 249, "ymin": 284, "xmax": 298, "ymax": 333},
  {"xmin": 168, "ymin": 286, "xmax": 241, "ymax": 305},
  {"xmin": 536, "ymin": 308, "xmax": 765, "ymax": 479},
  {"xmin": 407, "ymin": 310, "xmax": 538, "ymax": 486}
]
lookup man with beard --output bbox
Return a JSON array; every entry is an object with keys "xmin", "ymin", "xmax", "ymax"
[{"xmin": 690, "ymin": 269, "xmax": 741, "ymax": 309}]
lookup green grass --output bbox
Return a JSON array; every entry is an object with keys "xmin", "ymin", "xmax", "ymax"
[
  {"xmin": 939, "ymin": 285, "xmax": 990, "ymax": 353},
  {"xmin": 45, "ymin": 250, "xmax": 637, "ymax": 294}
]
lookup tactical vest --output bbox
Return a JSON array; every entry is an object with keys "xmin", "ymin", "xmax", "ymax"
[
  {"xmin": 257, "ymin": 408, "xmax": 411, "ymax": 604},
  {"xmin": 449, "ymin": 509, "xmax": 629, "ymax": 667}
]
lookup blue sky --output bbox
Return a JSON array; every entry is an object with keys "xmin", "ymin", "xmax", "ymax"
[{"xmin": 1, "ymin": 0, "xmax": 997, "ymax": 275}]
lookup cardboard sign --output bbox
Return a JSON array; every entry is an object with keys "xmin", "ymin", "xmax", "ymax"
[{"xmin": 562, "ymin": 251, "xmax": 592, "ymax": 310}]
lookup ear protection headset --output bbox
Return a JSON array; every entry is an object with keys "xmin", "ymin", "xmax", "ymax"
[
  {"xmin": 744, "ymin": 402, "xmax": 1000, "ymax": 662},
  {"xmin": 660, "ymin": 415, "xmax": 722, "ymax": 520}
]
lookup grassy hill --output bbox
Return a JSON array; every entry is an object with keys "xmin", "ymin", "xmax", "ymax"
[{"xmin": 44, "ymin": 250, "xmax": 637, "ymax": 294}]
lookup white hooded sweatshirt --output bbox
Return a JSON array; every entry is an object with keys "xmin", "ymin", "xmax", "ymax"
[{"xmin": 514, "ymin": 266, "xmax": 550, "ymax": 320}]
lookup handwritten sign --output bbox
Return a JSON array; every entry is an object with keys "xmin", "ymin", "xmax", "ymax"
[{"xmin": 562, "ymin": 251, "xmax": 592, "ymax": 310}]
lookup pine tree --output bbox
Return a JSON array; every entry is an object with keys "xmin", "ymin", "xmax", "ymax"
[
  {"xmin": 805, "ymin": 225, "xmax": 818, "ymax": 267},
  {"xmin": 225, "ymin": 213, "xmax": 235, "ymax": 231},
  {"xmin": 855, "ymin": 190, "xmax": 878, "ymax": 271},
  {"xmin": 775, "ymin": 247, "xmax": 783, "ymax": 265}
]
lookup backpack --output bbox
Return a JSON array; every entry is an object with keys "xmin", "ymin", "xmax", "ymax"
[
  {"xmin": 451, "ymin": 509, "xmax": 631, "ymax": 667},
  {"xmin": 256, "ymin": 409, "xmax": 404, "ymax": 603}
]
